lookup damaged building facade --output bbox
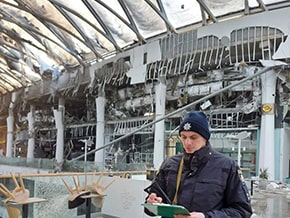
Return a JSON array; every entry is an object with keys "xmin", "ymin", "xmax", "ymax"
[{"xmin": 0, "ymin": 0, "xmax": 290, "ymax": 181}]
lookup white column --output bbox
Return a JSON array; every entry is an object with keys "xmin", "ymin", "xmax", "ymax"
[
  {"xmin": 6, "ymin": 114, "xmax": 14, "ymax": 157},
  {"xmin": 6, "ymin": 92, "xmax": 17, "ymax": 157},
  {"xmin": 259, "ymin": 69, "xmax": 277, "ymax": 180},
  {"xmin": 153, "ymin": 77, "xmax": 166, "ymax": 168},
  {"xmin": 54, "ymin": 98, "xmax": 65, "ymax": 164},
  {"xmin": 27, "ymin": 105, "xmax": 35, "ymax": 158},
  {"xmin": 95, "ymin": 95, "xmax": 105, "ymax": 168}
]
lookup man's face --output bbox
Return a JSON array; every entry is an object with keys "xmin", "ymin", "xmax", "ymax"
[{"xmin": 180, "ymin": 131, "xmax": 207, "ymax": 154}]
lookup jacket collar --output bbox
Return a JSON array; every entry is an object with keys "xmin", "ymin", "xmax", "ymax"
[{"xmin": 183, "ymin": 143, "xmax": 213, "ymax": 169}]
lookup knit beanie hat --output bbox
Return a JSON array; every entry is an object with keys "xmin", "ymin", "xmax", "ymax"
[{"xmin": 179, "ymin": 110, "xmax": 210, "ymax": 140}]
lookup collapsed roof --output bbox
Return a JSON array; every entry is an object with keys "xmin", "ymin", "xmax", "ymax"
[{"xmin": 0, "ymin": 0, "xmax": 287, "ymax": 94}]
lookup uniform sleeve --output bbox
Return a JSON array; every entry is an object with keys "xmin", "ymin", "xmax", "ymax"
[
  {"xmin": 144, "ymin": 158, "xmax": 171, "ymax": 216},
  {"xmin": 204, "ymin": 163, "xmax": 253, "ymax": 218}
]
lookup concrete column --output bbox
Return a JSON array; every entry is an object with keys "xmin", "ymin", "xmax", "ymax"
[
  {"xmin": 6, "ymin": 113, "xmax": 14, "ymax": 157},
  {"xmin": 27, "ymin": 105, "xmax": 35, "ymax": 158},
  {"xmin": 259, "ymin": 69, "xmax": 277, "ymax": 180},
  {"xmin": 153, "ymin": 77, "xmax": 166, "ymax": 168},
  {"xmin": 6, "ymin": 92, "xmax": 17, "ymax": 157},
  {"xmin": 54, "ymin": 97, "xmax": 65, "ymax": 164},
  {"xmin": 95, "ymin": 93, "xmax": 105, "ymax": 168}
]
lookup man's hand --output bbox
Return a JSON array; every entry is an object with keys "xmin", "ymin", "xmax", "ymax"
[
  {"xmin": 174, "ymin": 212, "xmax": 205, "ymax": 218},
  {"xmin": 146, "ymin": 193, "xmax": 163, "ymax": 203}
]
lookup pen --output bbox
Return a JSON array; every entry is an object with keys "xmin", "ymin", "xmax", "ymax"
[
  {"xmin": 144, "ymin": 179, "xmax": 172, "ymax": 204},
  {"xmin": 155, "ymin": 181, "xmax": 172, "ymax": 204}
]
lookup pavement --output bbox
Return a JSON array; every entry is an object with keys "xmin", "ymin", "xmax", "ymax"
[{"xmin": 250, "ymin": 184, "xmax": 290, "ymax": 218}]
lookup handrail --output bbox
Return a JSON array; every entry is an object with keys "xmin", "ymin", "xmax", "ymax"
[{"xmin": 0, "ymin": 170, "xmax": 146, "ymax": 179}]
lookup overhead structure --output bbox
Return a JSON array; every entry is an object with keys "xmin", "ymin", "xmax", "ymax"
[{"xmin": 0, "ymin": 0, "xmax": 287, "ymax": 94}]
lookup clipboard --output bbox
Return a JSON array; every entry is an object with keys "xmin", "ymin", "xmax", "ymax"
[{"xmin": 142, "ymin": 203, "xmax": 190, "ymax": 217}]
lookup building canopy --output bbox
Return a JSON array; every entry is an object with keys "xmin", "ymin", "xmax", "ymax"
[{"xmin": 0, "ymin": 0, "xmax": 287, "ymax": 94}]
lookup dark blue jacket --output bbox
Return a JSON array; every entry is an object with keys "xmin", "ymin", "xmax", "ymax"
[{"xmin": 144, "ymin": 144, "xmax": 252, "ymax": 218}]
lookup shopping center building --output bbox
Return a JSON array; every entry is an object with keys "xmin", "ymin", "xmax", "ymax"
[{"xmin": 0, "ymin": 1, "xmax": 290, "ymax": 217}]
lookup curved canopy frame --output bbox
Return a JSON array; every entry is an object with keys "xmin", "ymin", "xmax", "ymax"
[{"xmin": 0, "ymin": 0, "xmax": 288, "ymax": 94}]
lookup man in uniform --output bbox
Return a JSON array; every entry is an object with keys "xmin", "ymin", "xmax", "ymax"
[{"xmin": 144, "ymin": 110, "xmax": 252, "ymax": 218}]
